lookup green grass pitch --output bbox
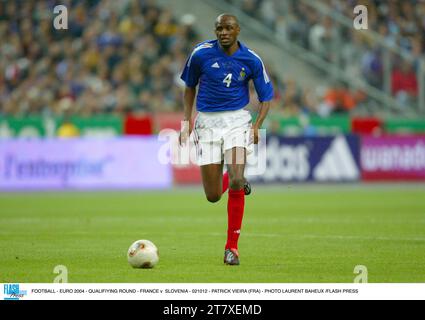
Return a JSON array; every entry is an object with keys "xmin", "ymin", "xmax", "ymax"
[{"xmin": 1, "ymin": 184, "xmax": 424, "ymax": 283}]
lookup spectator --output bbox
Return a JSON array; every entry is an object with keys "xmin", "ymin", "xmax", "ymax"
[
  {"xmin": 391, "ymin": 60, "xmax": 418, "ymax": 105},
  {"xmin": 320, "ymin": 83, "xmax": 357, "ymax": 116}
]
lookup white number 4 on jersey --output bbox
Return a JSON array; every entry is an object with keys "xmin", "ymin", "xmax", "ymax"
[{"xmin": 223, "ymin": 73, "xmax": 232, "ymax": 87}]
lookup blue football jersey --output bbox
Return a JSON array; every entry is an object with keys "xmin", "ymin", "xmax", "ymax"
[{"xmin": 180, "ymin": 40, "xmax": 274, "ymax": 112}]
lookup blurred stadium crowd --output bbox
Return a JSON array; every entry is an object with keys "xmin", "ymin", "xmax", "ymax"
[
  {"xmin": 0, "ymin": 0, "xmax": 423, "ymax": 118},
  {"xmin": 0, "ymin": 0, "xmax": 198, "ymax": 116},
  {"xmin": 229, "ymin": 0, "xmax": 423, "ymax": 111}
]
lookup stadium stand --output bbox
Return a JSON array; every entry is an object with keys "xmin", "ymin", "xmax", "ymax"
[
  {"xmin": 1, "ymin": 0, "xmax": 424, "ymax": 130},
  {"xmin": 224, "ymin": 0, "xmax": 425, "ymax": 115},
  {"xmin": 0, "ymin": 0, "xmax": 322, "ymax": 124},
  {"xmin": 0, "ymin": 0, "xmax": 199, "ymax": 116}
]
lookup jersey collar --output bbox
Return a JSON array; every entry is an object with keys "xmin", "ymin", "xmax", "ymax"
[{"xmin": 216, "ymin": 40, "xmax": 243, "ymax": 58}]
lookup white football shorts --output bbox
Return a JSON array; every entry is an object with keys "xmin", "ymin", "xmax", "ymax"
[{"xmin": 192, "ymin": 108, "xmax": 253, "ymax": 166}]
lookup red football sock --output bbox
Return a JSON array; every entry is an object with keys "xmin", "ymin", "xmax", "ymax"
[
  {"xmin": 225, "ymin": 188, "xmax": 245, "ymax": 250},
  {"xmin": 222, "ymin": 172, "xmax": 229, "ymax": 194}
]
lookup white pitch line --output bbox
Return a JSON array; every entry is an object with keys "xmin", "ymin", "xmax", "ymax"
[
  {"xmin": 300, "ymin": 234, "xmax": 425, "ymax": 242},
  {"xmin": 208, "ymin": 232, "xmax": 425, "ymax": 242}
]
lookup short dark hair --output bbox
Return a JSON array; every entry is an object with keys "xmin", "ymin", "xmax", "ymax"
[{"xmin": 215, "ymin": 14, "xmax": 239, "ymax": 27}]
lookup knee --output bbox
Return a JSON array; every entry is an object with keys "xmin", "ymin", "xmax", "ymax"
[
  {"xmin": 229, "ymin": 177, "xmax": 245, "ymax": 190},
  {"xmin": 206, "ymin": 193, "xmax": 221, "ymax": 203}
]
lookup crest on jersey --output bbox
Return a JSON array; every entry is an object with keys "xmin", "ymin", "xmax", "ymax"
[{"xmin": 238, "ymin": 68, "xmax": 246, "ymax": 81}]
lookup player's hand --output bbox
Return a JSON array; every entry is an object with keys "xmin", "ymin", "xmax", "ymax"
[
  {"xmin": 252, "ymin": 125, "xmax": 260, "ymax": 144},
  {"xmin": 179, "ymin": 120, "xmax": 192, "ymax": 146}
]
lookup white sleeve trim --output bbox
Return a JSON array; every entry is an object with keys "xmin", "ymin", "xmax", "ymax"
[
  {"xmin": 187, "ymin": 43, "xmax": 213, "ymax": 67},
  {"xmin": 247, "ymin": 49, "xmax": 270, "ymax": 83}
]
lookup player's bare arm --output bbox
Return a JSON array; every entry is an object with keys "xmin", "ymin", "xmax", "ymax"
[
  {"xmin": 253, "ymin": 100, "xmax": 271, "ymax": 144},
  {"xmin": 179, "ymin": 86, "xmax": 196, "ymax": 146}
]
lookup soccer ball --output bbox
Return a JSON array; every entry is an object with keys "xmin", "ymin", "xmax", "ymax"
[{"xmin": 127, "ymin": 240, "xmax": 159, "ymax": 268}]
